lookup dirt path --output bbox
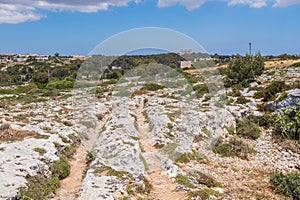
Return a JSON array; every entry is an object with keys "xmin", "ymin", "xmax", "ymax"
[
  {"xmin": 136, "ymin": 99, "xmax": 186, "ymax": 200},
  {"xmin": 54, "ymin": 116, "xmax": 110, "ymax": 199},
  {"xmin": 55, "ymin": 146, "xmax": 87, "ymax": 200}
]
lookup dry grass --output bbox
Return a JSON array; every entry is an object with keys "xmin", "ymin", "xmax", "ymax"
[
  {"xmin": 0, "ymin": 127, "xmax": 36, "ymax": 142},
  {"xmin": 264, "ymin": 59, "xmax": 300, "ymax": 69}
]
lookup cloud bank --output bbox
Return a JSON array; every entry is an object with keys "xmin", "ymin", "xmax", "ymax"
[{"xmin": 0, "ymin": 0, "xmax": 299, "ymax": 24}]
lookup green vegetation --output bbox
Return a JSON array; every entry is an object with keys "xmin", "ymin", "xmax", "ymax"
[
  {"xmin": 20, "ymin": 157, "xmax": 70, "ymax": 199},
  {"xmin": 175, "ymin": 174, "xmax": 196, "ymax": 188},
  {"xmin": 20, "ymin": 175, "xmax": 60, "ymax": 200},
  {"xmin": 290, "ymin": 62, "xmax": 300, "ymax": 68},
  {"xmin": 213, "ymin": 138, "xmax": 256, "ymax": 159},
  {"xmin": 86, "ymin": 151, "xmax": 96, "ymax": 164},
  {"xmin": 50, "ymin": 157, "xmax": 70, "ymax": 179},
  {"xmin": 141, "ymin": 83, "xmax": 165, "ymax": 91},
  {"xmin": 254, "ymin": 81, "xmax": 286, "ymax": 102},
  {"xmin": 235, "ymin": 118, "xmax": 261, "ymax": 140},
  {"xmin": 270, "ymin": 172, "xmax": 300, "ymax": 199},
  {"xmin": 62, "ymin": 144, "xmax": 76, "ymax": 158},
  {"xmin": 192, "ymin": 171, "xmax": 222, "ymax": 187},
  {"xmin": 235, "ymin": 95, "xmax": 250, "ymax": 104},
  {"xmin": 33, "ymin": 147, "xmax": 47, "ymax": 155},
  {"xmin": 188, "ymin": 188, "xmax": 219, "ymax": 200},
  {"xmin": 0, "ymin": 57, "xmax": 81, "ymax": 86},
  {"xmin": 45, "ymin": 80, "xmax": 74, "ymax": 90},
  {"xmin": 108, "ymin": 53, "xmax": 183, "ymax": 71},
  {"xmin": 222, "ymin": 53, "xmax": 264, "ymax": 87},
  {"xmin": 276, "ymin": 91, "xmax": 288, "ymax": 102},
  {"xmin": 193, "ymin": 84, "xmax": 209, "ymax": 98},
  {"xmin": 250, "ymin": 112, "xmax": 277, "ymax": 128},
  {"xmin": 175, "ymin": 150, "xmax": 206, "ymax": 164},
  {"xmin": 273, "ymin": 107, "xmax": 300, "ymax": 141},
  {"xmin": 228, "ymin": 88, "xmax": 242, "ymax": 97},
  {"xmin": 94, "ymin": 165, "xmax": 128, "ymax": 179}
]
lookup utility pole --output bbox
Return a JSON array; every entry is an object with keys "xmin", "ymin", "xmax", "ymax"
[{"xmin": 249, "ymin": 42, "xmax": 252, "ymax": 55}]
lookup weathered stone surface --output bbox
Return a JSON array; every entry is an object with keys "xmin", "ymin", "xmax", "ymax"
[{"xmin": 268, "ymin": 89, "xmax": 300, "ymax": 110}]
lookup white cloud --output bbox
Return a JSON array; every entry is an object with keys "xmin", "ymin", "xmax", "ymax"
[
  {"xmin": 0, "ymin": 3, "xmax": 44, "ymax": 24},
  {"xmin": 157, "ymin": 0, "xmax": 206, "ymax": 10},
  {"xmin": 0, "ymin": 0, "xmax": 300, "ymax": 24},
  {"xmin": 228, "ymin": 0, "xmax": 267, "ymax": 8},
  {"xmin": 0, "ymin": 0, "xmax": 137, "ymax": 24},
  {"xmin": 0, "ymin": 8, "xmax": 44, "ymax": 24},
  {"xmin": 273, "ymin": 0, "xmax": 300, "ymax": 7}
]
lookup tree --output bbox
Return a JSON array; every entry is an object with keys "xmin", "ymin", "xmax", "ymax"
[
  {"xmin": 224, "ymin": 52, "xmax": 264, "ymax": 87},
  {"xmin": 33, "ymin": 72, "xmax": 49, "ymax": 84}
]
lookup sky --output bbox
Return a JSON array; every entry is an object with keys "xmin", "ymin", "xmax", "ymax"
[{"xmin": 0, "ymin": 0, "xmax": 299, "ymax": 56}]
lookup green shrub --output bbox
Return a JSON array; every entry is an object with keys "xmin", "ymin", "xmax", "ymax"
[
  {"xmin": 270, "ymin": 172, "xmax": 300, "ymax": 199},
  {"xmin": 250, "ymin": 113, "xmax": 277, "ymax": 128},
  {"xmin": 141, "ymin": 83, "xmax": 165, "ymax": 91},
  {"xmin": 276, "ymin": 91, "xmax": 288, "ymax": 102},
  {"xmin": 228, "ymin": 88, "xmax": 241, "ymax": 97},
  {"xmin": 273, "ymin": 107, "xmax": 300, "ymax": 141},
  {"xmin": 62, "ymin": 144, "xmax": 76, "ymax": 159},
  {"xmin": 21, "ymin": 196, "xmax": 34, "ymax": 200},
  {"xmin": 50, "ymin": 157, "xmax": 70, "ymax": 179},
  {"xmin": 33, "ymin": 147, "xmax": 47, "ymax": 155},
  {"xmin": 290, "ymin": 62, "xmax": 300, "ymax": 68},
  {"xmin": 46, "ymin": 80, "xmax": 73, "ymax": 90},
  {"xmin": 254, "ymin": 81, "xmax": 285, "ymax": 102},
  {"xmin": 235, "ymin": 96, "xmax": 250, "ymax": 104},
  {"xmin": 188, "ymin": 188, "xmax": 219, "ymax": 200},
  {"xmin": 223, "ymin": 53, "xmax": 264, "ymax": 87},
  {"xmin": 192, "ymin": 171, "xmax": 222, "ymax": 187},
  {"xmin": 94, "ymin": 165, "xmax": 128, "ymax": 179},
  {"xmin": 236, "ymin": 118, "xmax": 261, "ymax": 140},
  {"xmin": 20, "ymin": 175, "xmax": 60, "ymax": 200},
  {"xmin": 213, "ymin": 138, "xmax": 256, "ymax": 159},
  {"xmin": 193, "ymin": 84, "xmax": 209, "ymax": 98},
  {"xmin": 175, "ymin": 174, "xmax": 196, "ymax": 188},
  {"xmin": 175, "ymin": 150, "xmax": 205, "ymax": 164},
  {"xmin": 86, "ymin": 151, "xmax": 96, "ymax": 164}
]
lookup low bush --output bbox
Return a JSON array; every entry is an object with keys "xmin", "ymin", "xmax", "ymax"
[
  {"xmin": 236, "ymin": 118, "xmax": 261, "ymax": 140},
  {"xmin": 33, "ymin": 147, "xmax": 47, "ymax": 155},
  {"xmin": 46, "ymin": 80, "xmax": 73, "ymax": 90},
  {"xmin": 270, "ymin": 172, "xmax": 300, "ymax": 199},
  {"xmin": 193, "ymin": 84, "xmax": 209, "ymax": 98},
  {"xmin": 192, "ymin": 171, "xmax": 222, "ymax": 187},
  {"xmin": 290, "ymin": 62, "xmax": 300, "ymax": 68},
  {"xmin": 50, "ymin": 157, "xmax": 70, "ymax": 179},
  {"xmin": 235, "ymin": 96, "xmax": 250, "ymax": 104},
  {"xmin": 223, "ymin": 53, "xmax": 264, "ymax": 87},
  {"xmin": 188, "ymin": 188, "xmax": 219, "ymax": 200},
  {"xmin": 254, "ymin": 81, "xmax": 285, "ymax": 102},
  {"xmin": 250, "ymin": 112, "xmax": 277, "ymax": 128},
  {"xmin": 141, "ymin": 83, "xmax": 165, "ymax": 91},
  {"xmin": 62, "ymin": 144, "xmax": 76, "ymax": 159},
  {"xmin": 175, "ymin": 174, "xmax": 196, "ymax": 188},
  {"xmin": 175, "ymin": 150, "xmax": 206, "ymax": 164},
  {"xmin": 273, "ymin": 107, "xmax": 300, "ymax": 141},
  {"xmin": 20, "ymin": 175, "xmax": 60, "ymax": 200},
  {"xmin": 213, "ymin": 138, "xmax": 256, "ymax": 159},
  {"xmin": 94, "ymin": 165, "xmax": 128, "ymax": 179},
  {"xmin": 86, "ymin": 151, "xmax": 96, "ymax": 164}
]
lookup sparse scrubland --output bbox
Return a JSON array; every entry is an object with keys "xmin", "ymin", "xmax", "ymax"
[{"xmin": 0, "ymin": 54, "xmax": 300, "ymax": 200}]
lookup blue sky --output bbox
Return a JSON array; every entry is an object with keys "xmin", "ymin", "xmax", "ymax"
[{"xmin": 0, "ymin": 0, "xmax": 299, "ymax": 56}]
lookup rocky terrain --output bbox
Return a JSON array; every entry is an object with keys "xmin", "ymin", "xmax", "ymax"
[{"xmin": 0, "ymin": 63, "xmax": 299, "ymax": 200}]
